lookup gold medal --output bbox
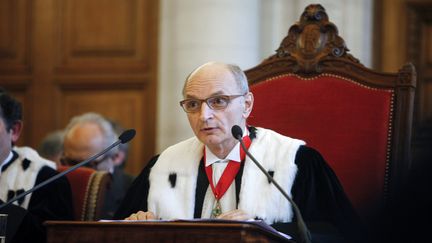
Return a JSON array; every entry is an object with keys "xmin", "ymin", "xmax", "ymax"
[{"xmin": 211, "ymin": 200, "xmax": 222, "ymax": 218}]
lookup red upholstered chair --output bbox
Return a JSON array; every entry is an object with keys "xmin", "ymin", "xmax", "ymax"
[
  {"xmin": 245, "ymin": 4, "xmax": 416, "ymax": 222},
  {"xmin": 58, "ymin": 166, "xmax": 111, "ymax": 221}
]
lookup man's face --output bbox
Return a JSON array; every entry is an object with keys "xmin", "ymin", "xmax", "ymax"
[
  {"xmin": 62, "ymin": 123, "xmax": 114, "ymax": 171},
  {"xmin": 183, "ymin": 64, "xmax": 253, "ymax": 152},
  {"xmin": 0, "ymin": 114, "xmax": 21, "ymax": 163},
  {"xmin": 0, "ymin": 117, "xmax": 13, "ymax": 162}
]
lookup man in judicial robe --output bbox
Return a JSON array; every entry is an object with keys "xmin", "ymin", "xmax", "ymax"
[
  {"xmin": 115, "ymin": 62, "xmax": 363, "ymax": 242},
  {"xmin": 0, "ymin": 88, "xmax": 74, "ymax": 243}
]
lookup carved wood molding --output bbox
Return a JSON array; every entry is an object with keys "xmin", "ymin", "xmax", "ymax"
[
  {"xmin": 397, "ymin": 63, "xmax": 417, "ymax": 86},
  {"xmin": 270, "ymin": 4, "xmax": 360, "ymax": 74}
]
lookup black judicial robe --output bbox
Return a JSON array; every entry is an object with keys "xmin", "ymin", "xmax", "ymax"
[
  {"xmin": 0, "ymin": 151, "xmax": 74, "ymax": 243},
  {"xmin": 115, "ymin": 135, "xmax": 364, "ymax": 243},
  {"xmin": 102, "ymin": 166, "xmax": 135, "ymax": 219}
]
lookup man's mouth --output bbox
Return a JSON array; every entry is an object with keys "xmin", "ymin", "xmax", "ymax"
[{"xmin": 201, "ymin": 127, "xmax": 217, "ymax": 132}]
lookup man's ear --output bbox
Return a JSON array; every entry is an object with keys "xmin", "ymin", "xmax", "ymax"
[
  {"xmin": 112, "ymin": 150, "xmax": 126, "ymax": 166},
  {"xmin": 10, "ymin": 121, "xmax": 23, "ymax": 144},
  {"xmin": 243, "ymin": 92, "xmax": 254, "ymax": 119}
]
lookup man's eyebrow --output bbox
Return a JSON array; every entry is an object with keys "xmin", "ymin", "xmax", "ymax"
[{"xmin": 185, "ymin": 91, "xmax": 225, "ymax": 99}]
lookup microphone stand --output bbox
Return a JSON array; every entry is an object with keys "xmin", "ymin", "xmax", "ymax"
[{"xmin": 236, "ymin": 137, "xmax": 312, "ymax": 243}]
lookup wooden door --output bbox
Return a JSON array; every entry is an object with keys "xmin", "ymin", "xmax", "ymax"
[{"xmin": 0, "ymin": 0, "xmax": 159, "ymax": 175}]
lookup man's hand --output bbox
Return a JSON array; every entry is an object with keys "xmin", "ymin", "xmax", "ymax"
[
  {"xmin": 124, "ymin": 211, "xmax": 156, "ymax": 220},
  {"xmin": 216, "ymin": 209, "xmax": 251, "ymax": 221}
]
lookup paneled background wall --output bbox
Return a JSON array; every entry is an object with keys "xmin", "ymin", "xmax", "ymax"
[{"xmin": 0, "ymin": 0, "xmax": 158, "ymax": 175}]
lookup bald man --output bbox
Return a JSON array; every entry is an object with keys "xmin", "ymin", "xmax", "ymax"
[
  {"xmin": 62, "ymin": 112, "xmax": 131, "ymax": 219},
  {"xmin": 63, "ymin": 117, "xmax": 116, "ymax": 172}
]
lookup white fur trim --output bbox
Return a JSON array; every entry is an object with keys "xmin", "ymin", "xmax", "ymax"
[
  {"xmin": 238, "ymin": 128, "xmax": 305, "ymax": 224},
  {"xmin": 0, "ymin": 146, "xmax": 56, "ymax": 209},
  {"xmin": 148, "ymin": 137, "xmax": 203, "ymax": 219},
  {"xmin": 147, "ymin": 128, "xmax": 305, "ymax": 223}
]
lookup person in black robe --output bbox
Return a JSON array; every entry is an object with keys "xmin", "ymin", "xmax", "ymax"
[
  {"xmin": 114, "ymin": 62, "xmax": 364, "ymax": 243},
  {"xmin": 0, "ymin": 88, "xmax": 74, "ymax": 243}
]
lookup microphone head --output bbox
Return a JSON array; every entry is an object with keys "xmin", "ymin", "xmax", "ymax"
[
  {"xmin": 231, "ymin": 125, "xmax": 243, "ymax": 140},
  {"xmin": 119, "ymin": 129, "xmax": 136, "ymax": 144}
]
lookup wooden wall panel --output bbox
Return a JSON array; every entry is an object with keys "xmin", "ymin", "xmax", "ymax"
[
  {"xmin": 0, "ymin": 0, "xmax": 15, "ymax": 56},
  {"xmin": 0, "ymin": 0, "xmax": 159, "ymax": 175},
  {"xmin": 376, "ymin": 0, "xmax": 432, "ymax": 124},
  {"xmin": 56, "ymin": 0, "xmax": 151, "ymax": 73},
  {"xmin": 0, "ymin": 0, "xmax": 31, "ymax": 74},
  {"xmin": 376, "ymin": 0, "xmax": 432, "ymax": 172},
  {"xmin": 420, "ymin": 24, "xmax": 432, "ymax": 122},
  {"xmin": 426, "ymin": 26, "xmax": 432, "ymax": 68},
  {"xmin": 71, "ymin": 1, "xmax": 135, "ymax": 52}
]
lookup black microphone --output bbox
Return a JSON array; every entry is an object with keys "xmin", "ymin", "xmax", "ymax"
[
  {"xmin": 231, "ymin": 125, "xmax": 311, "ymax": 243},
  {"xmin": 119, "ymin": 129, "xmax": 136, "ymax": 144},
  {"xmin": 0, "ymin": 129, "xmax": 136, "ymax": 211}
]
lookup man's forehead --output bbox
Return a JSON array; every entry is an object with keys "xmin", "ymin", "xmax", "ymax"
[
  {"xmin": 185, "ymin": 68, "xmax": 237, "ymax": 93},
  {"xmin": 64, "ymin": 123, "xmax": 105, "ymax": 152},
  {"xmin": 190, "ymin": 63, "xmax": 232, "ymax": 79},
  {"xmin": 64, "ymin": 137, "xmax": 105, "ymax": 160}
]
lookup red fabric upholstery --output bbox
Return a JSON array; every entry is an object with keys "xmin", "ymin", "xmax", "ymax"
[
  {"xmin": 58, "ymin": 166, "xmax": 98, "ymax": 220},
  {"xmin": 248, "ymin": 74, "xmax": 393, "ymax": 217}
]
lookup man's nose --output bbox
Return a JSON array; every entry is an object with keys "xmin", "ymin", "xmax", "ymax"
[{"xmin": 199, "ymin": 102, "xmax": 214, "ymax": 120}]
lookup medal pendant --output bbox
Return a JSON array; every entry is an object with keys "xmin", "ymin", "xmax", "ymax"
[{"xmin": 211, "ymin": 200, "xmax": 222, "ymax": 218}]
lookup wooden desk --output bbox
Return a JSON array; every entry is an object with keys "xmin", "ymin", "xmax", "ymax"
[{"xmin": 45, "ymin": 220, "xmax": 293, "ymax": 243}]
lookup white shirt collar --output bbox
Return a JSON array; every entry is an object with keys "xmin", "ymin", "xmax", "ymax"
[
  {"xmin": 0, "ymin": 151, "xmax": 13, "ymax": 176},
  {"xmin": 1, "ymin": 151, "xmax": 13, "ymax": 167},
  {"xmin": 204, "ymin": 126, "xmax": 248, "ymax": 167}
]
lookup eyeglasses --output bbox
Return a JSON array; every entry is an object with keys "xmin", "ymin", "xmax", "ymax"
[
  {"xmin": 179, "ymin": 94, "xmax": 245, "ymax": 113},
  {"xmin": 60, "ymin": 154, "xmax": 111, "ymax": 169}
]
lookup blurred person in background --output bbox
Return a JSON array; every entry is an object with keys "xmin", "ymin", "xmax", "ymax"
[
  {"xmin": 62, "ymin": 112, "xmax": 132, "ymax": 219},
  {"xmin": 37, "ymin": 130, "xmax": 65, "ymax": 166}
]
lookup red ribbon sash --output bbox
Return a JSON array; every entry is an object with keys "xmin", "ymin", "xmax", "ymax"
[{"xmin": 204, "ymin": 136, "xmax": 251, "ymax": 200}]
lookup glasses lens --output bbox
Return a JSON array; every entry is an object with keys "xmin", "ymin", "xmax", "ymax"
[
  {"xmin": 180, "ymin": 94, "xmax": 243, "ymax": 113},
  {"xmin": 60, "ymin": 154, "xmax": 109, "ymax": 168},
  {"xmin": 183, "ymin": 99, "xmax": 201, "ymax": 112},
  {"xmin": 90, "ymin": 154, "xmax": 110, "ymax": 167},
  {"xmin": 207, "ymin": 96, "xmax": 229, "ymax": 110}
]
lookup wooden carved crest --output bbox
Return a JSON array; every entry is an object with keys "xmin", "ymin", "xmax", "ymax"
[{"xmin": 273, "ymin": 4, "xmax": 360, "ymax": 73}]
